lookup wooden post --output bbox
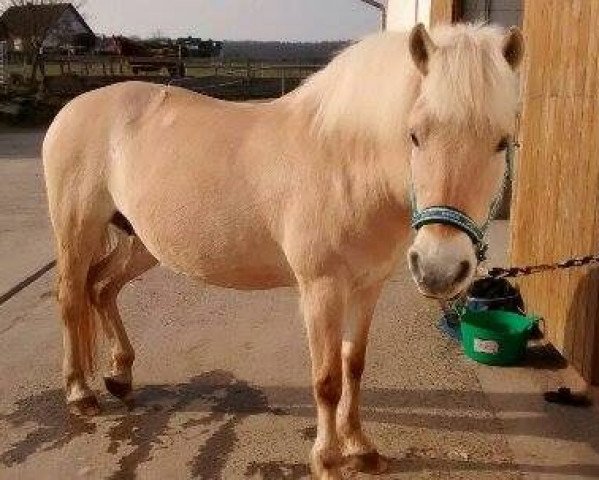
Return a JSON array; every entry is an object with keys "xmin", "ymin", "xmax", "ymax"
[
  {"xmin": 38, "ymin": 53, "xmax": 46, "ymax": 81},
  {"xmin": 430, "ymin": 0, "xmax": 459, "ymax": 25},
  {"xmin": 510, "ymin": 0, "xmax": 599, "ymax": 383}
]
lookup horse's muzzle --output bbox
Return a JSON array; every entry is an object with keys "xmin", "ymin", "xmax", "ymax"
[
  {"xmin": 407, "ymin": 227, "xmax": 477, "ymax": 300},
  {"xmin": 409, "ymin": 250, "xmax": 472, "ymax": 298}
]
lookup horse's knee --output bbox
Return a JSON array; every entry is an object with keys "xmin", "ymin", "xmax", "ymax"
[
  {"xmin": 345, "ymin": 350, "xmax": 365, "ymax": 381},
  {"xmin": 315, "ymin": 371, "xmax": 342, "ymax": 407}
]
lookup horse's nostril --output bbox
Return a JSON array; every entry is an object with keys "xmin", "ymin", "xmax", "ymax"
[
  {"xmin": 409, "ymin": 251, "xmax": 421, "ymax": 278},
  {"xmin": 454, "ymin": 260, "xmax": 471, "ymax": 285}
]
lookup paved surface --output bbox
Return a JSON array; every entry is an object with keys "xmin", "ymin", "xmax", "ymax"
[
  {"xmin": 1, "ymin": 129, "xmax": 599, "ymax": 480},
  {"xmin": 0, "ymin": 128, "xmax": 52, "ymax": 296}
]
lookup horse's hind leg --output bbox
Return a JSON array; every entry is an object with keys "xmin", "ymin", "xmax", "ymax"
[
  {"xmin": 89, "ymin": 234, "xmax": 157, "ymax": 403},
  {"xmin": 337, "ymin": 282, "xmax": 387, "ymax": 474}
]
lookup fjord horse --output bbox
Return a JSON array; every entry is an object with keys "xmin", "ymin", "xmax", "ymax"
[{"xmin": 43, "ymin": 23, "xmax": 523, "ymax": 478}]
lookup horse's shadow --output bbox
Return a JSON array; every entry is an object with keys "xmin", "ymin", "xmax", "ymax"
[
  {"xmin": 1, "ymin": 370, "xmax": 294, "ymax": 480},
  {"xmin": 2, "ymin": 369, "xmax": 599, "ymax": 479}
]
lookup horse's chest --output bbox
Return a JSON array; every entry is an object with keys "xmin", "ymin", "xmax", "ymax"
[{"xmin": 342, "ymin": 228, "xmax": 409, "ymax": 286}]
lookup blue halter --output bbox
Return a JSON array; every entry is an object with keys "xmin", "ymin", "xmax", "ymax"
[
  {"xmin": 411, "ymin": 206, "xmax": 488, "ymax": 261},
  {"xmin": 409, "ymin": 142, "xmax": 514, "ymax": 263}
]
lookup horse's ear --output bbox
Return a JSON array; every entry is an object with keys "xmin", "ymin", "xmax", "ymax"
[
  {"xmin": 502, "ymin": 26, "xmax": 524, "ymax": 70},
  {"xmin": 409, "ymin": 23, "xmax": 437, "ymax": 75}
]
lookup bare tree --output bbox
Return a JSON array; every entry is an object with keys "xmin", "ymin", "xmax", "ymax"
[{"xmin": 0, "ymin": 1, "xmax": 87, "ymax": 84}]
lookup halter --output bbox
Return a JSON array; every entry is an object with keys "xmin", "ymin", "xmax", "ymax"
[{"xmin": 409, "ymin": 142, "xmax": 514, "ymax": 263}]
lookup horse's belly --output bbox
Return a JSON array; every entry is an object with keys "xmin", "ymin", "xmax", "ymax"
[
  {"xmin": 192, "ymin": 264, "xmax": 295, "ymax": 290},
  {"xmin": 135, "ymin": 217, "xmax": 294, "ymax": 290}
]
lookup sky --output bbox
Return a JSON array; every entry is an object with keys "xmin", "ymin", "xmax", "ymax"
[{"xmin": 82, "ymin": 0, "xmax": 381, "ymax": 42}]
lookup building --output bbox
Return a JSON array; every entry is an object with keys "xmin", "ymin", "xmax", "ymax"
[
  {"xmin": 0, "ymin": 3, "xmax": 94, "ymax": 54},
  {"xmin": 386, "ymin": 0, "xmax": 522, "ymax": 30}
]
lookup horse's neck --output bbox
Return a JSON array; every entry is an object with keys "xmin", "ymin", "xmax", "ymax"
[
  {"xmin": 282, "ymin": 72, "xmax": 418, "ymax": 215},
  {"xmin": 277, "ymin": 94, "xmax": 413, "ymax": 216},
  {"xmin": 315, "ymin": 134, "xmax": 411, "ymax": 210},
  {"xmin": 349, "ymin": 145, "xmax": 412, "ymax": 213}
]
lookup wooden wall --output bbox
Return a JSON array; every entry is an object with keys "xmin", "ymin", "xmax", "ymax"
[{"xmin": 510, "ymin": 0, "xmax": 599, "ymax": 383}]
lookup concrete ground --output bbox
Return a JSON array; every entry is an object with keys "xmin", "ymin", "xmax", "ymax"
[{"xmin": 1, "ymin": 128, "xmax": 599, "ymax": 480}]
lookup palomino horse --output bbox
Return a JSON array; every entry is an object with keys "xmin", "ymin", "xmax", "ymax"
[{"xmin": 43, "ymin": 23, "xmax": 523, "ymax": 478}]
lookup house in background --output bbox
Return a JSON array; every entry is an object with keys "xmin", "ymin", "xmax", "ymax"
[{"xmin": 0, "ymin": 3, "xmax": 95, "ymax": 55}]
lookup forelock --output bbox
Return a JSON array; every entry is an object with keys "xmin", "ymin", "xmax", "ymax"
[{"xmin": 419, "ymin": 24, "xmax": 520, "ymax": 133}]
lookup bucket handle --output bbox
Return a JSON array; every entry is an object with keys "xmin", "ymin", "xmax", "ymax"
[{"xmin": 526, "ymin": 315, "xmax": 543, "ymax": 338}]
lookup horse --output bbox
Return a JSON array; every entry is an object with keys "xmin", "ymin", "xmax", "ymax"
[{"xmin": 43, "ymin": 23, "xmax": 523, "ymax": 479}]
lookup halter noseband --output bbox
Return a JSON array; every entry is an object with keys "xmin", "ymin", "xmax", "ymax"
[
  {"xmin": 409, "ymin": 142, "xmax": 514, "ymax": 263},
  {"xmin": 411, "ymin": 206, "xmax": 488, "ymax": 261}
]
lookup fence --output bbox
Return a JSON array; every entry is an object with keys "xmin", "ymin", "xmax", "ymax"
[
  {"xmin": 0, "ymin": 41, "xmax": 6, "ymax": 91},
  {"xmin": 2, "ymin": 54, "xmax": 323, "ymax": 100}
]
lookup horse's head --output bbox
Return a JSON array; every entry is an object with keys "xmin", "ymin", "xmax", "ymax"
[{"xmin": 406, "ymin": 23, "xmax": 524, "ymax": 300}]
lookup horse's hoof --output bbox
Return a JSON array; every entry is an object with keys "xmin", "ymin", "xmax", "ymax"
[
  {"xmin": 346, "ymin": 451, "xmax": 387, "ymax": 474},
  {"xmin": 104, "ymin": 376, "xmax": 132, "ymax": 400},
  {"xmin": 68, "ymin": 396, "xmax": 101, "ymax": 416}
]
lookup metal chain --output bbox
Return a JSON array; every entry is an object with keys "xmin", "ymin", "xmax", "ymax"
[
  {"xmin": 479, "ymin": 140, "xmax": 599, "ymax": 280},
  {"xmin": 484, "ymin": 253, "xmax": 599, "ymax": 279}
]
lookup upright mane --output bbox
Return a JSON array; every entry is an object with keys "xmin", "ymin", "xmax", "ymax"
[{"xmin": 290, "ymin": 23, "xmax": 520, "ymax": 146}]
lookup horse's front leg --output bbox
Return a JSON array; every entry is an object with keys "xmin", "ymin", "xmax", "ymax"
[
  {"xmin": 299, "ymin": 275, "xmax": 347, "ymax": 480},
  {"xmin": 337, "ymin": 282, "xmax": 387, "ymax": 474}
]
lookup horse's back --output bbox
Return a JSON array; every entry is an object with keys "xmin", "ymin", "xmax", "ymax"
[{"xmin": 46, "ymin": 81, "xmax": 295, "ymax": 288}]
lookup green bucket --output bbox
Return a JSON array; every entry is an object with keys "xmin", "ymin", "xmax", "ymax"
[{"xmin": 461, "ymin": 309, "xmax": 537, "ymax": 366}]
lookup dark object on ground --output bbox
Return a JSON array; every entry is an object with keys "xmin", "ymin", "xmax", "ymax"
[
  {"xmin": 467, "ymin": 277, "xmax": 525, "ymax": 314},
  {"xmin": 544, "ymin": 387, "xmax": 592, "ymax": 407}
]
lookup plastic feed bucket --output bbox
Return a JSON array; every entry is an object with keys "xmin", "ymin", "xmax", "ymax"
[{"xmin": 460, "ymin": 309, "xmax": 536, "ymax": 366}]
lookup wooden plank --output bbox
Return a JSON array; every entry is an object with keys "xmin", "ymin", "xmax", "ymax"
[
  {"xmin": 549, "ymin": 0, "xmax": 572, "ymax": 353},
  {"xmin": 511, "ymin": 0, "xmax": 599, "ymax": 383},
  {"xmin": 566, "ymin": 0, "xmax": 590, "ymax": 370},
  {"xmin": 584, "ymin": 0, "xmax": 599, "ymax": 383}
]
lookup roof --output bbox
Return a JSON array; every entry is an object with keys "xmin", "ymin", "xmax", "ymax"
[{"xmin": 0, "ymin": 3, "xmax": 93, "ymax": 40}]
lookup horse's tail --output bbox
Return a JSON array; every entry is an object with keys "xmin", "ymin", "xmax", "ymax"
[{"xmin": 43, "ymin": 96, "xmax": 115, "ymax": 376}]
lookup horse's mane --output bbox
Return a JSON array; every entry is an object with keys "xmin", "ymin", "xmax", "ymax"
[{"xmin": 289, "ymin": 23, "xmax": 520, "ymax": 147}]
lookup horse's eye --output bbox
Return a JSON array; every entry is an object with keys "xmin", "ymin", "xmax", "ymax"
[
  {"xmin": 410, "ymin": 132, "xmax": 420, "ymax": 147},
  {"xmin": 496, "ymin": 137, "xmax": 509, "ymax": 152}
]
